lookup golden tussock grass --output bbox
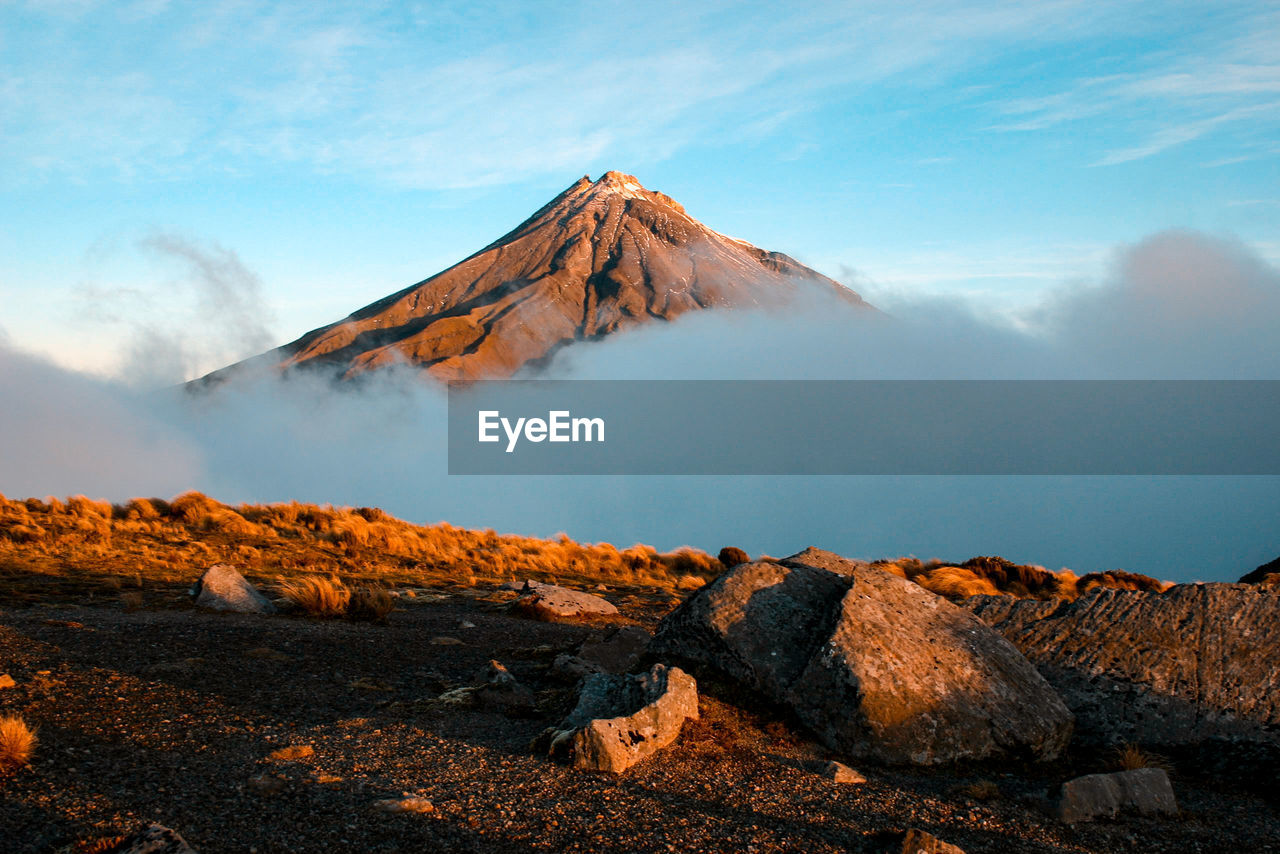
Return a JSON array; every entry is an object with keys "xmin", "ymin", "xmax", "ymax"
[
  {"xmin": 917, "ymin": 566, "xmax": 1003, "ymax": 599},
  {"xmin": 278, "ymin": 575, "xmax": 351, "ymax": 618},
  {"xmin": 0, "ymin": 490, "xmax": 1167, "ymax": 606},
  {"xmin": 347, "ymin": 585, "xmax": 395, "ymax": 622},
  {"xmin": 1114, "ymin": 743, "xmax": 1173, "ymax": 773},
  {"xmin": 0, "ymin": 715, "xmax": 37, "ymax": 771},
  {"xmin": 268, "ymin": 744, "xmax": 315, "ymax": 762},
  {"xmin": 0, "ymin": 491, "xmax": 727, "ymax": 604}
]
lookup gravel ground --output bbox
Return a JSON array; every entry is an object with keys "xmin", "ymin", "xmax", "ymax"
[{"xmin": 0, "ymin": 591, "xmax": 1276, "ymax": 854}]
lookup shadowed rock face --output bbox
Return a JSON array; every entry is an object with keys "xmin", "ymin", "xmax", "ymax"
[
  {"xmin": 964, "ymin": 584, "xmax": 1280, "ymax": 747},
  {"xmin": 1239, "ymin": 554, "xmax": 1280, "ymax": 584},
  {"xmin": 651, "ymin": 552, "xmax": 1073, "ymax": 765},
  {"xmin": 199, "ymin": 172, "xmax": 869, "ymax": 385}
]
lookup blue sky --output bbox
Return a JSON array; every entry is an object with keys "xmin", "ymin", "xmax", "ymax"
[{"xmin": 2, "ymin": 0, "xmax": 1278, "ymax": 376}]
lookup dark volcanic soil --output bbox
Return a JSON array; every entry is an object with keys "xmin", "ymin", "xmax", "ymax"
[{"xmin": 0, "ymin": 590, "xmax": 1275, "ymax": 854}]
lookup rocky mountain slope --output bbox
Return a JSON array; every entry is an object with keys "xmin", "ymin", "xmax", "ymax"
[{"xmin": 200, "ymin": 172, "xmax": 869, "ymax": 384}]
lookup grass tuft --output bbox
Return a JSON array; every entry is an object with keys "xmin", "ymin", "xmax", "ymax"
[
  {"xmin": 0, "ymin": 715, "xmax": 37, "ymax": 771},
  {"xmin": 278, "ymin": 575, "xmax": 351, "ymax": 618},
  {"xmin": 1114, "ymin": 743, "xmax": 1173, "ymax": 773},
  {"xmin": 347, "ymin": 585, "xmax": 395, "ymax": 622}
]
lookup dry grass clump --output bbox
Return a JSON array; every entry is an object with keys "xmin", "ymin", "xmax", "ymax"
[
  {"xmin": 277, "ymin": 575, "xmax": 394, "ymax": 622},
  {"xmin": 1078, "ymin": 569, "xmax": 1170, "ymax": 594},
  {"xmin": 917, "ymin": 566, "xmax": 1002, "ymax": 599},
  {"xmin": 718, "ymin": 546, "xmax": 750, "ymax": 568},
  {"xmin": 347, "ymin": 585, "xmax": 395, "ymax": 622},
  {"xmin": 268, "ymin": 744, "xmax": 315, "ymax": 762},
  {"xmin": 1114, "ymin": 743, "xmax": 1173, "ymax": 773},
  {"xmin": 278, "ymin": 575, "xmax": 351, "ymax": 618},
  {"xmin": 0, "ymin": 715, "xmax": 37, "ymax": 772}
]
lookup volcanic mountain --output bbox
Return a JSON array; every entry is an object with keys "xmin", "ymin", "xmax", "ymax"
[{"xmin": 203, "ymin": 171, "xmax": 870, "ymax": 384}]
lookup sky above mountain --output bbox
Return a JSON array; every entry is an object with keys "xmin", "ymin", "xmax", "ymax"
[{"xmin": 3, "ymin": 0, "xmax": 1278, "ymax": 376}]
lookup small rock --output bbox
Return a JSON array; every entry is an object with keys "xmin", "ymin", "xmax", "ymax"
[
  {"xmin": 190, "ymin": 564, "xmax": 276, "ymax": 615},
  {"xmin": 247, "ymin": 773, "xmax": 287, "ymax": 796},
  {"xmin": 512, "ymin": 582, "xmax": 619, "ymax": 620},
  {"xmin": 901, "ymin": 829, "xmax": 965, "ymax": 854},
  {"xmin": 0, "ymin": 673, "xmax": 15, "ymax": 689},
  {"xmin": 373, "ymin": 797, "xmax": 435, "ymax": 814},
  {"xmin": 1057, "ymin": 767, "xmax": 1178, "ymax": 823},
  {"xmin": 471, "ymin": 660, "xmax": 537, "ymax": 714},
  {"xmin": 458, "ymin": 620, "xmax": 476, "ymax": 629},
  {"xmin": 348, "ymin": 677, "xmax": 393, "ymax": 692},
  {"xmin": 817, "ymin": 760, "xmax": 865, "ymax": 784},
  {"xmin": 111, "ymin": 823, "xmax": 198, "ymax": 854}
]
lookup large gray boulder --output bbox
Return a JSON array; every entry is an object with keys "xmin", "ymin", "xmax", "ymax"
[
  {"xmin": 190, "ymin": 564, "xmax": 275, "ymax": 615},
  {"xmin": 651, "ymin": 552, "xmax": 1073, "ymax": 765},
  {"xmin": 965, "ymin": 583, "xmax": 1280, "ymax": 747},
  {"xmin": 1057, "ymin": 768, "xmax": 1178, "ymax": 823},
  {"xmin": 536, "ymin": 664, "xmax": 698, "ymax": 773}
]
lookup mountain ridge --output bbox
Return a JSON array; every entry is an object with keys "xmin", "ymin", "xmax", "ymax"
[{"xmin": 199, "ymin": 171, "xmax": 870, "ymax": 385}]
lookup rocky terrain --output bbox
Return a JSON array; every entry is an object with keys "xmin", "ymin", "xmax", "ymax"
[
  {"xmin": 196, "ymin": 172, "xmax": 870, "ymax": 385},
  {"xmin": 2, "ymin": 550, "xmax": 1279, "ymax": 854}
]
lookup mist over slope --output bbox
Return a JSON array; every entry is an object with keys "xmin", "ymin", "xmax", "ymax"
[{"xmin": 2, "ymin": 228, "xmax": 1278, "ymax": 582}]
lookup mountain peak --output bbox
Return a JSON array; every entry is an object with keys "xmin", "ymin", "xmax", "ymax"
[
  {"xmin": 200, "ymin": 173, "xmax": 870, "ymax": 385},
  {"xmin": 562, "ymin": 170, "xmax": 686, "ymax": 213}
]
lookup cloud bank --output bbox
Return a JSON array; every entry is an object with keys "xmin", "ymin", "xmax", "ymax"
[{"xmin": 1, "ymin": 228, "xmax": 1277, "ymax": 581}]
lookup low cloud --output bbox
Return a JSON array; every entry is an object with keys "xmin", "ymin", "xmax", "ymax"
[
  {"xmin": 1, "ymin": 228, "xmax": 1277, "ymax": 581},
  {"xmin": 547, "ymin": 229, "xmax": 1280, "ymax": 380}
]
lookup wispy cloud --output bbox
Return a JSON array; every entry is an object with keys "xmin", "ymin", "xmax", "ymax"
[
  {"xmin": 989, "ymin": 8, "xmax": 1280, "ymax": 166},
  {"xmin": 0, "ymin": 0, "xmax": 1160, "ymax": 189}
]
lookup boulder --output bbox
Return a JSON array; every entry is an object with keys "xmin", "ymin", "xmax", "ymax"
[
  {"xmin": 901, "ymin": 829, "xmax": 965, "ymax": 854},
  {"xmin": 651, "ymin": 558, "xmax": 849, "ymax": 700},
  {"xmin": 114, "ymin": 824, "xmax": 198, "ymax": 853},
  {"xmin": 1057, "ymin": 768, "xmax": 1178, "ymax": 823},
  {"xmin": 512, "ymin": 581, "xmax": 618, "ymax": 620},
  {"xmin": 189, "ymin": 564, "xmax": 276, "ymax": 615},
  {"xmin": 535, "ymin": 664, "xmax": 698, "ymax": 773},
  {"xmin": 965, "ymin": 583, "xmax": 1280, "ymax": 747},
  {"xmin": 651, "ymin": 551, "xmax": 1072, "ymax": 765}
]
